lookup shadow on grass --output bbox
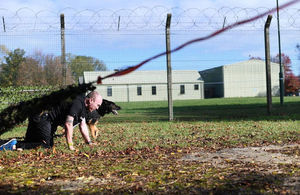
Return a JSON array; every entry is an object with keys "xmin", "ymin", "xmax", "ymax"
[
  {"xmin": 103, "ymin": 99, "xmax": 300, "ymax": 123},
  {"xmin": 0, "ymin": 170, "xmax": 296, "ymax": 194},
  {"xmin": 174, "ymin": 101, "xmax": 300, "ymax": 121}
]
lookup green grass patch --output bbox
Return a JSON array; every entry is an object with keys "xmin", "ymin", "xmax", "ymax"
[
  {"xmin": 0, "ymin": 96, "xmax": 299, "ymax": 194},
  {"xmin": 104, "ymin": 96, "xmax": 300, "ymax": 122}
]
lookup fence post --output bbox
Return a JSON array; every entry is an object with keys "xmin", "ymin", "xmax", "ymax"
[
  {"xmin": 60, "ymin": 14, "xmax": 66, "ymax": 86},
  {"xmin": 264, "ymin": 15, "xmax": 272, "ymax": 114},
  {"xmin": 166, "ymin": 13, "xmax": 173, "ymax": 121}
]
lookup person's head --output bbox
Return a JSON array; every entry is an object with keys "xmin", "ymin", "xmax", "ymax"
[{"xmin": 86, "ymin": 91, "xmax": 103, "ymax": 112}]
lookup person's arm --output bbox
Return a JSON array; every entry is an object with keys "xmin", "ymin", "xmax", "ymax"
[
  {"xmin": 65, "ymin": 115, "xmax": 75, "ymax": 150},
  {"xmin": 79, "ymin": 118, "xmax": 93, "ymax": 145}
]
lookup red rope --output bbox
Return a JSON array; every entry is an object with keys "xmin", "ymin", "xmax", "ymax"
[{"xmin": 97, "ymin": 0, "xmax": 300, "ymax": 84}]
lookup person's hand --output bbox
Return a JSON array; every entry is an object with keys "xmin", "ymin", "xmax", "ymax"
[
  {"xmin": 68, "ymin": 142, "xmax": 75, "ymax": 151},
  {"xmin": 69, "ymin": 145, "xmax": 75, "ymax": 151}
]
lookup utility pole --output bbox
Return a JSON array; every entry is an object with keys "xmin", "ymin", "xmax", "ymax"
[
  {"xmin": 60, "ymin": 13, "xmax": 66, "ymax": 86},
  {"xmin": 276, "ymin": 0, "xmax": 284, "ymax": 105}
]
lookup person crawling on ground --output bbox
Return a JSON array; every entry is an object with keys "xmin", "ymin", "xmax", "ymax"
[{"xmin": 0, "ymin": 91, "xmax": 103, "ymax": 151}]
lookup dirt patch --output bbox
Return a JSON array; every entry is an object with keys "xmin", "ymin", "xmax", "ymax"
[
  {"xmin": 43, "ymin": 144, "xmax": 299, "ymax": 193},
  {"xmin": 180, "ymin": 144, "xmax": 300, "ymax": 166},
  {"xmin": 180, "ymin": 144, "xmax": 300, "ymax": 192}
]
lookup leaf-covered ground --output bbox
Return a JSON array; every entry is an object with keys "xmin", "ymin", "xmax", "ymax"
[
  {"xmin": 0, "ymin": 120, "xmax": 299, "ymax": 194},
  {"xmin": 1, "ymin": 97, "xmax": 300, "ymax": 194}
]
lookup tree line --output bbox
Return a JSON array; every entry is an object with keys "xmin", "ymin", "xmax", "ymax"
[
  {"xmin": 0, "ymin": 45, "xmax": 299, "ymax": 95},
  {"xmin": 0, "ymin": 46, "xmax": 107, "ymax": 87}
]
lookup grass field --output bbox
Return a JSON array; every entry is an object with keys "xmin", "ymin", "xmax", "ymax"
[{"xmin": 0, "ymin": 97, "xmax": 299, "ymax": 194}]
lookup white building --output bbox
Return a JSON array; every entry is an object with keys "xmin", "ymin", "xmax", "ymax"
[
  {"xmin": 83, "ymin": 70, "xmax": 204, "ymax": 102},
  {"xmin": 199, "ymin": 60, "xmax": 280, "ymax": 98}
]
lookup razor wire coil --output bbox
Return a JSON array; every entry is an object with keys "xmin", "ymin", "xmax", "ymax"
[{"xmin": 0, "ymin": 6, "xmax": 300, "ymax": 33}]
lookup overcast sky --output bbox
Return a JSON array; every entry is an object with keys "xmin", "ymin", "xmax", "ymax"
[{"xmin": 1, "ymin": 0, "xmax": 300, "ymax": 75}]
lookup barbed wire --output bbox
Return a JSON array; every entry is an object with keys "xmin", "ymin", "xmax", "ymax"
[{"xmin": 0, "ymin": 6, "xmax": 300, "ymax": 33}]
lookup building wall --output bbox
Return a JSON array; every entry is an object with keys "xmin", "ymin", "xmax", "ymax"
[
  {"xmin": 84, "ymin": 70, "xmax": 204, "ymax": 102},
  {"xmin": 172, "ymin": 83, "xmax": 204, "ymax": 100},
  {"xmin": 223, "ymin": 61, "xmax": 280, "ymax": 97},
  {"xmin": 93, "ymin": 82, "xmax": 204, "ymax": 102},
  {"xmin": 199, "ymin": 60, "xmax": 280, "ymax": 98},
  {"xmin": 199, "ymin": 66, "xmax": 224, "ymax": 98},
  {"xmin": 95, "ymin": 84, "xmax": 128, "ymax": 102},
  {"xmin": 128, "ymin": 84, "xmax": 167, "ymax": 102}
]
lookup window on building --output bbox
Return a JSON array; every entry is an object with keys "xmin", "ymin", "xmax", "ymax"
[
  {"xmin": 137, "ymin": 86, "xmax": 142, "ymax": 96},
  {"xmin": 152, "ymin": 86, "xmax": 156, "ymax": 95},
  {"xmin": 107, "ymin": 86, "xmax": 112, "ymax": 96},
  {"xmin": 180, "ymin": 85, "xmax": 185, "ymax": 94},
  {"xmin": 194, "ymin": 84, "xmax": 199, "ymax": 90}
]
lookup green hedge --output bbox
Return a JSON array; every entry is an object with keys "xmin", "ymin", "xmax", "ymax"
[{"xmin": 0, "ymin": 86, "xmax": 59, "ymax": 104}]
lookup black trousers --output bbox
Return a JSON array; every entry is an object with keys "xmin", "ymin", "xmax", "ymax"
[{"xmin": 24, "ymin": 113, "xmax": 57, "ymax": 148}]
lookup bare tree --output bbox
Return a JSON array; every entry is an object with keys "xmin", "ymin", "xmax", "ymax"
[{"xmin": 16, "ymin": 57, "xmax": 46, "ymax": 86}]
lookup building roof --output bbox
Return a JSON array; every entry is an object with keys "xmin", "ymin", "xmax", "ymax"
[
  {"xmin": 199, "ymin": 59, "xmax": 279, "ymax": 72},
  {"xmin": 224, "ymin": 59, "xmax": 279, "ymax": 69},
  {"xmin": 84, "ymin": 70, "xmax": 203, "ymax": 85}
]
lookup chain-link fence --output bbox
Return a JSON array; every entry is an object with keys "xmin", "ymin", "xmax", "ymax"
[{"xmin": 0, "ymin": 6, "xmax": 299, "ymax": 105}]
